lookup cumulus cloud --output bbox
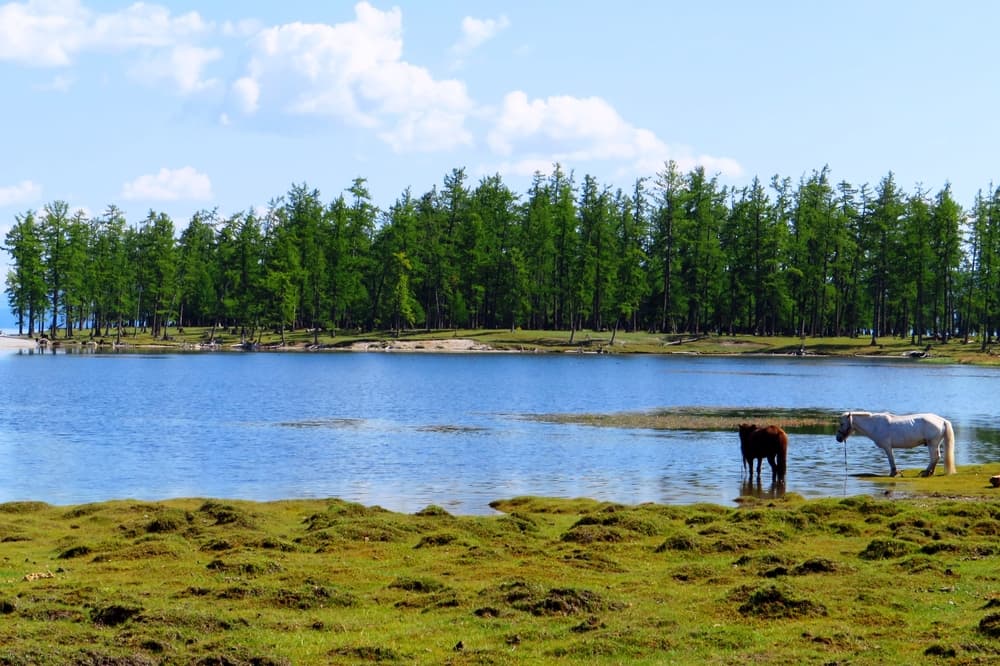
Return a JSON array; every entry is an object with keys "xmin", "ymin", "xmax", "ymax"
[
  {"xmin": 0, "ymin": 1, "xmax": 216, "ymax": 96},
  {"xmin": 453, "ymin": 14, "xmax": 510, "ymax": 56},
  {"xmin": 0, "ymin": 0, "xmax": 87, "ymax": 66},
  {"xmin": 232, "ymin": 1, "xmax": 474, "ymax": 152},
  {"xmin": 0, "ymin": 180, "xmax": 42, "ymax": 206},
  {"xmin": 0, "ymin": 0, "xmax": 211, "ymax": 66},
  {"xmin": 121, "ymin": 167, "xmax": 213, "ymax": 201},
  {"xmin": 487, "ymin": 91, "xmax": 743, "ymax": 178}
]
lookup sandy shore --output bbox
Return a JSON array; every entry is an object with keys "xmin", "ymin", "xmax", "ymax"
[
  {"xmin": 0, "ymin": 335, "xmax": 39, "ymax": 350},
  {"xmin": 348, "ymin": 338, "xmax": 495, "ymax": 352}
]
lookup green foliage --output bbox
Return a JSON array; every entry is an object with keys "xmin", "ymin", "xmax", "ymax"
[
  {"xmin": 7, "ymin": 165, "xmax": 999, "ymax": 344},
  {"xmin": 3, "ymin": 209, "xmax": 47, "ymax": 335}
]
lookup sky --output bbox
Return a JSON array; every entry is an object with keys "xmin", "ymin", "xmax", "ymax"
[{"xmin": 2, "ymin": 1, "xmax": 1000, "ymax": 261}]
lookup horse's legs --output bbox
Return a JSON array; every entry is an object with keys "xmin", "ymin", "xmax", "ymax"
[
  {"xmin": 882, "ymin": 444, "xmax": 900, "ymax": 477},
  {"xmin": 921, "ymin": 438, "xmax": 940, "ymax": 477},
  {"xmin": 766, "ymin": 454, "xmax": 777, "ymax": 481},
  {"xmin": 755, "ymin": 457, "xmax": 763, "ymax": 480}
]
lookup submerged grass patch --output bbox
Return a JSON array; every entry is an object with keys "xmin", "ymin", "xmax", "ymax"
[
  {"xmin": 2, "ymin": 482, "xmax": 1000, "ymax": 663},
  {"xmin": 529, "ymin": 406, "xmax": 837, "ymax": 433}
]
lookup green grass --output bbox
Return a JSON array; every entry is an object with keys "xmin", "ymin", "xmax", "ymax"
[
  {"xmin": 31, "ymin": 325, "xmax": 1000, "ymax": 366},
  {"xmin": 3, "ymin": 471, "xmax": 1000, "ymax": 664}
]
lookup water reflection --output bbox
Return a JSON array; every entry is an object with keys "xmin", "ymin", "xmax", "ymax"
[{"xmin": 739, "ymin": 479, "xmax": 786, "ymax": 501}]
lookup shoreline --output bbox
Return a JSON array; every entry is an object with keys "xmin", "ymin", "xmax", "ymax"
[
  {"xmin": 25, "ymin": 337, "xmax": 942, "ymax": 359},
  {"xmin": 2, "ymin": 461, "xmax": 998, "ymax": 511},
  {"xmin": 0, "ymin": 335, "xmax": 38, "ymax": 350},
  {"xmin": 3, "ymin": 326, "xmax": 991, "ymax": 363}
]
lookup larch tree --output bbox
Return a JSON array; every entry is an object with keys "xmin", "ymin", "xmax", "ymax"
[
  {"xmin": 521, "ymin": 172, "xmax": 558, "ymax": 329},
  {"xmin": 40, "ymin": 200, "xmax": 71, "ymax": 338},
  {"xmin": 177, "ymin": 209, "xmax": 220, "ymax": 330},
  {"xmin": 929, "ymin": 184, "xmax": 962, "ymax": 341},
  {"xmin": 3, "ymin": 210, "xmax": 47, "ymax": 335},
  {"xmin": 651, "ymin": 161, "xmax": 685, "ymax": 333}
]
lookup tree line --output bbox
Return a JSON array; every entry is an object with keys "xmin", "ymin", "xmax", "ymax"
[{"xmin": 6, "ymin": 162, "xmax": 1000, "ymax": 349}]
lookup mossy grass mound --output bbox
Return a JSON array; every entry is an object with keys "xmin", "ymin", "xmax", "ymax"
[{"xmin": 2, "ymin": 471, "xmax": 1000, "ymax": 663}]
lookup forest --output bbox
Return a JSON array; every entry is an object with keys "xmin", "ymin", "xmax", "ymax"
[{"xmin": 5, "ymin": 161, "xmax": 1000, "ymax": 348}]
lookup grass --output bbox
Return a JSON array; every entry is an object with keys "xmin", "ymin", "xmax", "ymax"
[
  {"xmin": 25, "ymin": 325, "xmax": 1000, "ymax": 365},
  {"xmin": 530, "ymin": 406, "xmax": 837, "ymax": 433},
  {"xmin": 3, "ymin": 471, "xmax": 1000, "ymax": 664}
]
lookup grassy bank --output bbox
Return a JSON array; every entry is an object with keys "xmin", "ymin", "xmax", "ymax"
[
  {"xmin": 24, "ymin": 326, "xmax": 1000, "ymax": 365},
  {"xmin": 3, "ymin": 466, "xmax": 1000, "ymax": 664}
]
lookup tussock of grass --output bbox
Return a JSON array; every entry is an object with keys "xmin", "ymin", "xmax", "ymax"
[
  {"xmin": 735, "ymin": 583, "xmax": 828, "ymax": 618},
  {"xmin": 1, "ymin": 474, "xmax": 1000, "ymax": 663}
]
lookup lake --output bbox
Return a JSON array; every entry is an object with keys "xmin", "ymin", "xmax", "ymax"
[{"xmin": 1, "ymin": 349, "xmax": 999, "ymax": 514}]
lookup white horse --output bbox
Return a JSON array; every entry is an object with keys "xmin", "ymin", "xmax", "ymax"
[{"xmin": 835, "ymin": 411, "xmax": 956, "ymax": 477}]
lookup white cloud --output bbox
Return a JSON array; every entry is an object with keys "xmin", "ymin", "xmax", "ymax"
[
  {"xmin": 233, "ymin": 1, "xmax": 474, "ymax": 152},
  {"xmin": 121, "ymin": 167, "xmax": 213, "ymax": 201},
  {"xmin": 489, "ymin": 92, "xmax": 637, "ymax": 156},
  {"xmin": 221, "ymin": 18, "xmax": 263, "ymax": 38},
  {"xmin": 453, "ymin": 15, "xmax": 510, "ymax": 55},
  {"xmin": 483, "ymin": 158, "xmax": 556, "ymax": 179},
  {"xmin": 0, "ymin": 0, "xmax": 89, "ymax": 66},
  {"xmin": 231, "ymin": 76, "xmax": 260, "ymax": 114},
  {"xmin": 0, "ymin": 0, "xmax": 212, "ymax": 66},
  {"xmin": 0, "ymin": 0, "xmax": 218, "ymax": 98},
  {"xmin": 487, "ymin": 91, "xmax": 743, "ymax": 178},
  {"xmin": 0, "ymin": 180, "xmax": 42, "ymax": 207},
  {"xmin": 129, "ymin": 44, "xmax": 222, "ymax": 94},
  {"xmin": 88, "ymin": 2, "xmax": 210, "ymax": 50}
]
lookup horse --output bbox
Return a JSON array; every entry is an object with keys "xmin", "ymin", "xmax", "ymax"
[
  {"xmin": 738, "ymin": 423, "xmax": 788, "ymax": 483},
  {"xmin": 835, "ymin": 411, "xmax": 956, "ymax": 477}
]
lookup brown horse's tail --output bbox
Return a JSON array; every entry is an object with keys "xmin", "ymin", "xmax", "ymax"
[
  {"xmin": 775, "ymin": 432, "xmax": 788, "ymax": 481},
  {"xmin": 944, "ymin": 418, "xmax": 957, "ymax": 474}
]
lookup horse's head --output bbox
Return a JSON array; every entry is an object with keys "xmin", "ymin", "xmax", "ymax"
[
  {"xmin": 835, "ymin": 412, "xmax": 853, "ymax": 442},
  {"xmin": 738, "ymin": 423, "xmax": 757, "ymax": 444}
]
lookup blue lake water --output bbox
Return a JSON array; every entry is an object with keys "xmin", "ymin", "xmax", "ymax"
[{"xmin": 1, "ymin": 349, "xmax": 998, "ymax": 514}]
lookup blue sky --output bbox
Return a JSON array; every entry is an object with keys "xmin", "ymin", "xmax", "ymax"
[{"xmin": 2, "ymin": 1, "xmax": 1000, "ymax": 244}]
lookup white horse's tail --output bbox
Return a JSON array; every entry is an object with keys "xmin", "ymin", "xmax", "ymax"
[{"xmin": 944, "ymin": 418, "xmax": 957, "ymax": 475}]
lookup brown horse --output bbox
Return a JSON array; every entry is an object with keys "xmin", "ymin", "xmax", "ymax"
[{"xmin": 738, "ymin": 423, "xmax": 788, "ymax": 483}]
